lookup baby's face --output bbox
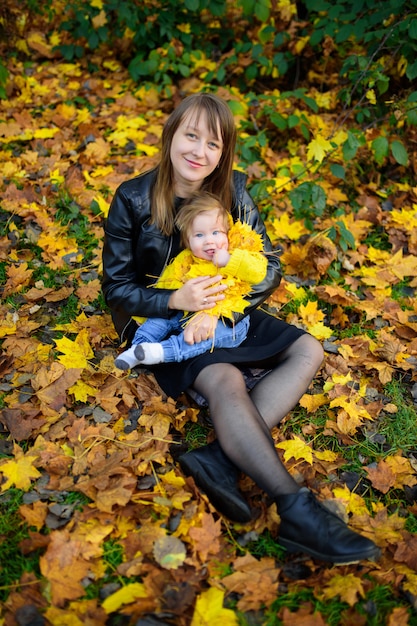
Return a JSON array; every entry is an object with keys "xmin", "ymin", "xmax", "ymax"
[{"xmin": 187, "ymin": 209, "xmax": 229, "ymax": 261}]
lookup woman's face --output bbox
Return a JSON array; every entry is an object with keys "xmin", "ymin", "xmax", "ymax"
[{"xmin": 170, "ymin": 110, "xmax": 223, "ymax": 197}]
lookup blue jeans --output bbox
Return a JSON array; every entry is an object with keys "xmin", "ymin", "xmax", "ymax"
[{"xmin": 132, "ymin": 312, "xmax": 249, "ymax": 363}]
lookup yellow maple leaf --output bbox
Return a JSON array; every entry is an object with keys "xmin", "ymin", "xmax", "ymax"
[
  {"xmin": 137, "ymin": 142, "xmax": 160, "ymax": 156},
  {"xmin": 55, "ymin": 328, "xmax": 94, "ymax": 369},
  {"xmin": 330, "ymin": 396, "xmax": 372, "ymax": 422},
  {"xmin": 160, "ymin": 469, "xmax": 186, "ymax": 488},
  {"xmin": 0, "ymin": 313, "xmax": 17, "ymax": 338},
  {"xmin": 387, "ymin": 248, "xmax": 417, "ymax": 280},
  {"xmin": 50, "ymin": 168, "xmax": 65, "ymax": 184},
  {"xmin": 299, "ymin": 392, "xmax": 328, "ymax": 413},
  {"xmin": 314, "ymin": 449, "xmax": 339, "ymax": 462},
  {"xmin": 402, "ymin": 568, "xmax": 417, "ymax": 597},
  {"xmin": 267, "ymin": 212, "xmax": 308, "ymax": 242},
  {"xmin": 43, "ymin": 607, "xmax": 85, "ymax": 626},
  {"xmin": 307, "ymin": 135, "xmax": 333, "ymax": 163},
  {"xmin": 338, "ymin": 343, "xmax": 355, "ymax": 359},
  {"xmin": 34, "ymin": 128, "xmax": 60, "ymax": 139},
  {"xmin": 68, "ymin": 380, "xmax": 98, "ymax": 402},
  {"xmin": 299, "ymin": 300, "xmax": 325, "ymax": 325},
  {"xmin": 322, "ymin": 573, "xmax": 365, "ymax": 606},
  {"xmin": 0, "ymin": 447, "xmax": 41, "ymax": 491},
  {"xmin": 308, "ymin": 321, "xmax": 333, "ymax": 340},
  {"xmin": 191, "ymin": 587, "xmax": 239, "ymax": 626},
  {"xmin": 276, "ymin": 435, "xmax": 313, "ymax": 464},
  {"xmin": 102, "ymin": 582, "xmax": 148, "ymax": 614},
  {"xmin": 332, "ymin": 485, "xmax": 370, "ymax": 516},
  {"xmin": 37, "ymin": 228, "xmax": 79, "ymax": 269}
]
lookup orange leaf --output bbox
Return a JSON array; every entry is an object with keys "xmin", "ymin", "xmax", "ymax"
[
  {"xmin": 39, "ymin": 530, "xmax": 91, "ymax": 606},
  {"xmin": 3, "ymin": 262, "xmax": 34, "ymax": 296},
  {"xmin": 222, "ymin": 554, "xmax": 279, "ymax": 612},
  {"xmin": 189, "ymin": 512, "xmax": 223, "ymax": 562}
]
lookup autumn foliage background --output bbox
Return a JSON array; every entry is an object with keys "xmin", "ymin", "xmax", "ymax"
[{"xmin": 0, "ymin": 0, "xmax": 417, "ymax": 624}]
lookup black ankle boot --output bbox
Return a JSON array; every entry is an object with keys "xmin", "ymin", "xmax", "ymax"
[
  {"xmin": 276, "ymin": 488, "xmax": 381, "ymax": 564},
  {"xmin": 178, "ymin": 441, "xmax": 252, "ymax": 523}
]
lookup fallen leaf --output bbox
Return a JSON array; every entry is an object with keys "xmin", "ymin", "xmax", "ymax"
[
  {"xmin": 102, "ymin": 582, "xmax": 148, "ymax": 614},
  {"xmin": 322, "ymin": 573, "xmax": 365, "ymax": 605},
  {"xmin": 276, "ymin": 435, "xmax": 313, "ymax": 464},
  {"xmin": 153, "ymin": 535, "xmax": 187, "ymax": 570},
  {"xmin": 191, "ymin": 587, "xmax": 239, "ymax": 626},
  {"xmin": 0, "ymin": 446, "xmax": 41, "ymax": 491}
]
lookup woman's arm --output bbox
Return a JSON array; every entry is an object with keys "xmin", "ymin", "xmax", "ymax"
[{"xmin": 102, "ymin": 179, "xmax": 175, "ymax": 338}]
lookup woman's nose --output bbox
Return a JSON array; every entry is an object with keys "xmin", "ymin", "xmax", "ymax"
[{"xmin": 191, "ymin": 141, "xmax": 204, "ymax": 156}]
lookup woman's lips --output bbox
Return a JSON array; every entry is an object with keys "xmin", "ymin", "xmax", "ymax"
[{"xmin": 185, "ymin": 158, "xmax": 204, "ymax": 168}]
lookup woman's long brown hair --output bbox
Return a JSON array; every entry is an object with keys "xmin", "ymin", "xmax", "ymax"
[{"xmin": 152, "ymin": 92, "xmax": 237, "ymax": 236}]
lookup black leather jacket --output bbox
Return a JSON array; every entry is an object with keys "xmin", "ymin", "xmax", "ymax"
[{"xmin": 102, "ymin": 168, "xmax": 282, "ymax": 343}]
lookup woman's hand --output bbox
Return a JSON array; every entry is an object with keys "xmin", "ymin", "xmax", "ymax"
[
  {"xmin": 183, "ymin": 313, "xmax": 218, "ymax": 345},
  {"xmin": 168, "ymin": 275, "xmax": 226, "ymax": 312}
]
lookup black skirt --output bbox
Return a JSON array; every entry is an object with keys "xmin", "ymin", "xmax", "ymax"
[{"xmin": 150, "ymin": 309, "xmax": 306, "ymax": 400}]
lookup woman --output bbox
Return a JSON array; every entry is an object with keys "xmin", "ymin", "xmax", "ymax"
[{"xmin": 102, "ymin": 92, "xmax": 380, "ymax": 564}]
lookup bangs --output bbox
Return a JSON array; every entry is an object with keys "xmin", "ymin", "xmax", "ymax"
[{"xmin": 182, "ymin": 103, "xmax": 223, "ymax": 141}]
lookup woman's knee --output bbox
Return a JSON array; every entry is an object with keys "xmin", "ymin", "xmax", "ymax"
[
  {"xmin": 293, "ymin": 333, "xmax": 324, "ymax": 370},
  {"xmin": 193, "ymin": 363, "xmax": 247, "ymax": 398}
]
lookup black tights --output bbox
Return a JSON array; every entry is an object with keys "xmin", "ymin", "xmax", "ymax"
[{"xmin": 192, "ymin": 334, "xmax": 324, "ymax": 498}]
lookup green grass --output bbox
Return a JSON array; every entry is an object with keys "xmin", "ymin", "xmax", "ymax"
[
  {"xmin": 31, "ymin": 264, "xmax": 69, "ymax": 288},
  {"xmin": 405, "ymin": 513, "xmax": 417, "ymax": 534},
  {"xmin": 336, "ymin": 321, "xmax": 377, "ymax": 340},
  {"xmin": 246, "ymin": 530, "xmax": 286, "ymax": 560},
  {"xmin": 380, "ymin": 375, "xmax": 417, "ymax": 452},
  {"xmin": 84, "ymin": 539, "xmax": 127, "ymax": 600},
  {"xmin": 0, "ymin": 489, "xmax": 42, "ymax": 601},
  {"xmin": 183, "ymin": 420, "xmax": 212, "ymax": 449},
  {"xmin": 55, "ymin": 293, "xmax": 81, "ymax": 324},
  {"xmin": 55, "ymin": 189, "xmax": 99, "ymax": 263},
  {"xmin": 362, "ymin": 225, "xmax": 392, "ymax": 251},
  {"xmin": 261, "ymin": 583, "xmax": 417, "ymax": 626},
  {"xmin": 0, "ymin": 261, "xmax": 6, "ymax": 285},
  {"xmin": 391, "ymin": 279, "xmax": 414, "ymax": 306}
]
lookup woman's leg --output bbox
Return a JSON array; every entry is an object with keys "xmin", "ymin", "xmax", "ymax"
[
  {"xmin": 184, "ymin": 357, "xmax": 380, "ymax": 563},
  {"xmin": 249, "ymin": 334, "xmax": 324, "ymax": 429},
  {"xmin": 192, "ymin": 362, "xmax": 299, "ymax": 497}
]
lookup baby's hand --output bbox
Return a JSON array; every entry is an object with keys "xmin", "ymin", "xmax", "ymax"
[{"xmin": 213, "ymin": 248, "xmax": 230, "ymax": 268}]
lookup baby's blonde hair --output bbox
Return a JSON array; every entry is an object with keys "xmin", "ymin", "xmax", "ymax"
[{"xmin": 175, "ymin": 191, "xmax": 230, "ymax": 248}]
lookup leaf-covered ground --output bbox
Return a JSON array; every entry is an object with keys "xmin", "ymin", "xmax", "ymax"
[{"xmin": 1, "ymin": 16, "xmax": 417, "ymax": 626}]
